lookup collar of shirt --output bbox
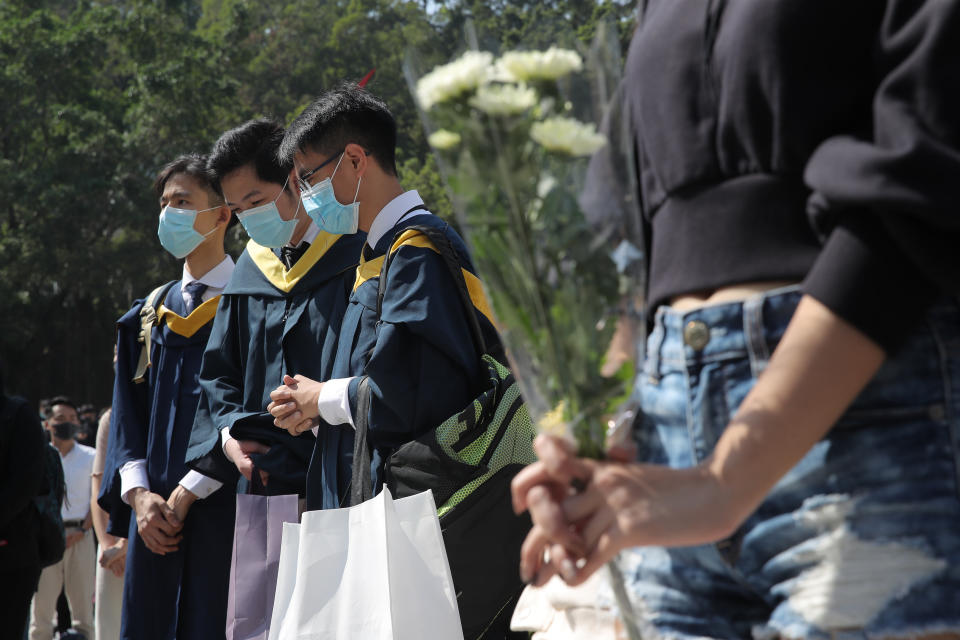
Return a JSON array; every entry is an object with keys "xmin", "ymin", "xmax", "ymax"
[
  {"xmin": 289, "ymin": 220, "xmax": 321, "ymax": 249},
  {"xmin": 367, "ymin": 190, "xmax": 432, "ymax": 250},
  {"xmin": 181, "ymin": 255, "xmax": 236, "ymax": 305}
]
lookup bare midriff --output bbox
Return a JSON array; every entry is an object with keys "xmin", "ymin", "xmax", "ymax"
[{"xmin": 668, "ymin": 280, "xmax": 800, "ymax": 312}]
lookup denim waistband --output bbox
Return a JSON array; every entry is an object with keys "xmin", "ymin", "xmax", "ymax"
[
  {"xmin": 645, "ymin": 285, "xmax": 803, "ymax": 380},
  {"xmin": 645, "ymin": 286, "xmax": 960, "ymax": 384}
]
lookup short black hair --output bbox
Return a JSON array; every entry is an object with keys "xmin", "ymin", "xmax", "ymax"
[
  {"xmin": 209, "ymin": 119, "xmax": 291, "ymax": 191},
  {"xmin": 49, "ymin": 395, "xmax": 77, "ymax": 412},
  {"xmin": 153, "ymin": 153, "xmax": 225, "ymax": 207},
  {"xmin": 279, "ymin": 84, "xmax": 398, "ymax": 176}
]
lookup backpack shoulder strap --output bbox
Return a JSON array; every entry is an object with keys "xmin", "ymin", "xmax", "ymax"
[
  {"xmin": 132, "ymin": 280, "xmax": 178, "ymax": 383},
  {"xmin": 376, "ymin": 223, "xmax": 487, "ymax": 358}
]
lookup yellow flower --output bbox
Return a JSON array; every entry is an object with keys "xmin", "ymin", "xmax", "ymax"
[
  {"xmin": 530, "ymin": 117, "xmax": 607, "ymax": 157},
  {"xmin": 498, "ymin": 47, "xmax": 583, "ymax": 82},
  {"xmin": 538, "ymin": 401, "xmax": 568, "ymax": 437},
  {"xmin": 427, "ymin": 129, "xmax": 462, "ymax": 150},
  {"xmin": 416, "ymin": 51, "xmax": 494, "ymax": 110}
]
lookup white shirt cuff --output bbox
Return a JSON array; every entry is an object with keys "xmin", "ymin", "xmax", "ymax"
[
  {"xmin": 119, "ymin": 460, "xmax": 149, "ymax": 505},
  {"xmin": 179, "ymin": 470, "xmax": 223, "ymax": 499},
  {"xmin": 317, "ymin": 377, "xmax": 357, "ymax": 429},
  {"xmin": 220, "ymin": 425, "xmax": 233, "ymax": 452}
]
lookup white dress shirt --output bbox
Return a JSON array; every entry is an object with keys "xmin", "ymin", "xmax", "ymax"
[
  {"xmin": 314, "ymin": 190, "xmax": 434, "ymax": 434},
  {"xmin": 120, "ymin": 255, "xmax": 235, "ymax": 503},
  {"xmin": 61, "ymin": 442, "xmax": 97, "ymax": 521}
]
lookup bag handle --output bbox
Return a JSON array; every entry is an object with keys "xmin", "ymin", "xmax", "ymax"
[
  {"xmin": 349, "ymin": 376, "xmax": 374, "ymax": 506},
  {"xmin": 132, "ymin": 280, "xmax": 177, "ymax": 383},
  {"xmin": 376, "ymin": 223, "xmax": 487, "ymax": 359}
]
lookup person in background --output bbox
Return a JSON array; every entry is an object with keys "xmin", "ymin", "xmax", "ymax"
[
  {"xmin": 91, "ymin": 406, "xmax": 124, "ymax": 640},
  {"xmin": 30, "ymin": 396, "xmax": 95, "ymax": 640},
  {"xmin": 75, "ymin": 405, "xmax": 98, "ymax": 448},
  {"xmin": 0, "ymin": 361, "xmax": 48, "ymax": 640}
]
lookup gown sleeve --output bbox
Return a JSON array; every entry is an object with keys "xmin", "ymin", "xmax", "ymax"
[{"xmin": 99, "ymin": 302, "xmax": 148, "ymax": 536}]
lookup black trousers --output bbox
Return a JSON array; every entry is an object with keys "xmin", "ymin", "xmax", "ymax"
[{"xmin": 0, "ymin": 564, "xmax": 41, "ymax": 640}]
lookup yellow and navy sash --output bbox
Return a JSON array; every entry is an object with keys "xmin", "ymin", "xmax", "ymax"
[
  {"xmin": 156, "ymin": 296, "xmax": 221, "ymax": 338},
  {"xmin": 353, "ymin": 228, "xmax": 496, "ymax": 327},
  {"xmin": 245, "ymin": 231, "xmax": 343, "ymax": 294}
]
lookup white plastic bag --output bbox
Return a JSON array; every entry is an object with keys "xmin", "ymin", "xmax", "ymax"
[{"xmin": 270, "ymin": 489, "xmax": 463, "ymax": 640}]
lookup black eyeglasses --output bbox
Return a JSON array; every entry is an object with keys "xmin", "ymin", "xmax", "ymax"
[{"xmin": 298, "ymin": 149, "xmax": 345, "ymax": 190}]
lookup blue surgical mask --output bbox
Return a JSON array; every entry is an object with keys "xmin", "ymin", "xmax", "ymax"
[
  {"xmin": 300, "ymin": 154, "xmax": 361, "ymax": 235},
  {"xmin": 236, "ymin": 180, "xmax": 301, "ymax": 248},
  {"xmin": 158, "ymin": 205, "xmax": 218, "ymax": 259}
]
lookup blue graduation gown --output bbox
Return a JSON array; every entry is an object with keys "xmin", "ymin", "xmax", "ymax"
[
  {"xmin": 185, "ymin": 231, "xmax": 365, "ymax": 503},
  {"xmin": 317, "ymin": 214, "xmax": 502, "ymax": 509},
  {"xmin": 99, "ymin": 283, "xmax": 235, "ymax": 640}
]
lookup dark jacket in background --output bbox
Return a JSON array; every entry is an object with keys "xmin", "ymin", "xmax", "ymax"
[{"xmin": 0, "ymin": 394, "xmax": 46, "ymax": 570}]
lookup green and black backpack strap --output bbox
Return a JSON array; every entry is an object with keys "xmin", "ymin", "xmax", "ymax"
[{"xmin": 132, "ymin": 280, "xmax": 177, "ymax": 383}]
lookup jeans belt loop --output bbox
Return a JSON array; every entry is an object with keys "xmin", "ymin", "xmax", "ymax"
[
  {"xmin": 646, "ymin": 315, "xmax": 666, "ymax": 384},
  {"xmin": 743, "ymin": 294, "xmax": 770, "ymax": 378}
]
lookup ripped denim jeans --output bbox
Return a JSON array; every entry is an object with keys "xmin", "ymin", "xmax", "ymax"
[{"xmin": 620, "ymin": 287, "xmax": 960, "ymax": 639}]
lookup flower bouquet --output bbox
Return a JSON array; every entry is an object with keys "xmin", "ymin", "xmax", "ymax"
[{"xmin": 406, "ymin": 23, "xmax": 645, "ymax": 460}]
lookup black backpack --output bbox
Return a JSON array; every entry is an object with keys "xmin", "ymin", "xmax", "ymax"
[{"xmin": 351, "ymin": 223, "xmax": 535, "ymax": 639}]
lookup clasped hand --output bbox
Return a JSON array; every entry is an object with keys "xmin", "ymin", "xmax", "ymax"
[
  {"xmin": 130, "ymin": 488, "xmax": 182, "ymax": 556},
  {"xmin": 98, "ymin": 538, "xmax": 127, "ymax": 577},
  {"xmin": 268, "ymin": 374, "xmax": 323, "ymax": 436},
  {"xmin": 510, "ymin": 434, "xmax": 735, "ymax": 587},
  {"xmin": 224, "ymin": 438, "xmax": 271, "ymax": 486}
]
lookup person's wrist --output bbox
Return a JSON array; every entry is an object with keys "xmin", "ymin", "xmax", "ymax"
[
  {"xmin": 128, "ymin": 487, "xmax": 147, "ymax": 512},
  {"xmin": 693, "ymin": 461, "xmax": 743, "ymax": 542},
  {"xmin": 173, "ymin": 484, "xmax": 198, "ymax": 507},
  {"xmin": 309, "ymin": 382, "xmax": 324, "ymax": 418},
  {"xmin": 223, "ymin": 438, "xmax": 240, "ymax": 463}
]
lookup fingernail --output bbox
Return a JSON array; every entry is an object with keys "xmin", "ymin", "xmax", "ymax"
[{"xmin": 560, "ymin": 559, "xmax": 578, "ymax": 581}]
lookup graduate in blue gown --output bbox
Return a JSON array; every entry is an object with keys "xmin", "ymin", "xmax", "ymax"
[
  {"xmin": 265, "ymin": 86, "xmax": 501, "ymax": 509},
  {"xmin": 99, "ymin": 155, "xmax": 237, "ymax": 640},
  {"xmin": 184, "ymin": 119, "xmax": 365, "ymax": 508}
]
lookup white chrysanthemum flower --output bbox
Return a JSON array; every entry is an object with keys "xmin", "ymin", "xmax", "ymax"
[
  {"xmin": 427, "ymin": 129, "xmax": 462, "ymax": 150},
  {"xmin": 530, "ymin": 117, "xmax": 607, "ymax": 157},
  {"xmin": 498, "ymin": 47, "xmax": 583, "ymax": 82},
  {"xmin": 416, "ymin": 51, "xmax": 494, "ymax": 110},
  {"xmin": 468, "ymin": 84, "xmax": 537, "ymax": 116}
]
